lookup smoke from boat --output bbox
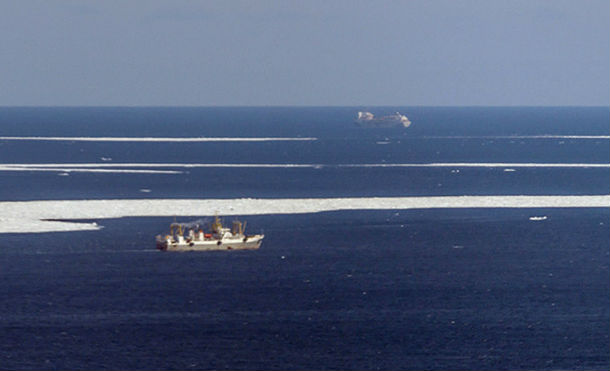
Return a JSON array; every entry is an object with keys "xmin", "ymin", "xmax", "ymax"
[{"xmin": 172, "ymin": 218, "xmax": 211, "ymax": 229}]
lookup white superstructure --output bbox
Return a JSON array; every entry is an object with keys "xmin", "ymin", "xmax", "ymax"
[
  {"xmin": 356, "ymin": 111, "xmax": 412, "ymax": 128},
  {"xmin": 156, "ymin": 215, "xmax": 264, "ymax": 251}
]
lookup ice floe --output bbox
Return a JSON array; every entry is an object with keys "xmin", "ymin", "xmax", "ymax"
[
  {"xmin": 0, "ymin": 217, "xmax": 101, "ymax": 233},
  {"xmin": 0, "ymin": 162, "xmax": 608, "ymax": 172},
  {"xmin": 339, "ymin": 163, "xmax": 610, "ymax": 168},
  {"xmin": 4, "ymin": 135, "xmax": 604, "ymax": 141},
  {"xmin": 0, "ymin": 195, "xmax": 608, "ymax": 234},
  {"xmin": 0, "ymin": 166, "xmax": 181, "ymax": 174},
  {"xmin": 0, "ymin": 136, "xmax": 317, "ymax": 142},
  {"xmin": 423, "ymin": 135, "xmax": 610, "ymax": 140},
  {"xmin": 0, "ymin": 163, "xmax": 312, "ymax": 169}
]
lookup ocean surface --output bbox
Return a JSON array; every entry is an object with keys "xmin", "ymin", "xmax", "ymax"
[{"xmin": 0, "ymin": 107, "xmax": 608, "ymax": 370}]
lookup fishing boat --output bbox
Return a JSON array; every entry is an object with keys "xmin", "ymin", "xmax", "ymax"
[
  {"xmin": 156, "ymin": 215, "xmax": 264, "ymax": 251},
  {"xmin": 355, "ymin": 111, "xmax": 412, "ymax": 128}
]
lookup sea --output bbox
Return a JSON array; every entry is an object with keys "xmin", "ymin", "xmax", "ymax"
[{"xmin": 0, "ymin": 106, "xmax": 608, "ymax": 370}]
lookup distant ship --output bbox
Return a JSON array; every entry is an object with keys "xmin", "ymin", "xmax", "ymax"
[
  {"xmin": 156, "ymin": 215, "xmax": 264, "ymax": 251},
  {"xmin": 355, "ymin": 111, "xmax": 412, "ymax": 128}
]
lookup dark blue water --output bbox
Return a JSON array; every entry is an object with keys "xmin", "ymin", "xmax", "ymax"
[{"xmin": 0, "ymin": 107, "xmax": 608, "ymax": 370}]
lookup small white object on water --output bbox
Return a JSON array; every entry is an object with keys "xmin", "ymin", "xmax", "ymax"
[
  {"xmin": 504, "ymin": 168, "xmax": 516, "ymax": 172},
  {"xmin": 139, "ymin": 189, "xmax": 151, "ymax": 193},
  {"xmin": 529, "ymin": 216, "xmax": 548, "ymax": 221}
]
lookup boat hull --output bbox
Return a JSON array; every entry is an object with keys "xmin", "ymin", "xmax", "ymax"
[
  {"xmin": 355, "ymin": 118, "xmax": 411, "ymax": 128},
  {"xmin": 157, "ymin": 235, "xmax": 264, "ymax": 252}
]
